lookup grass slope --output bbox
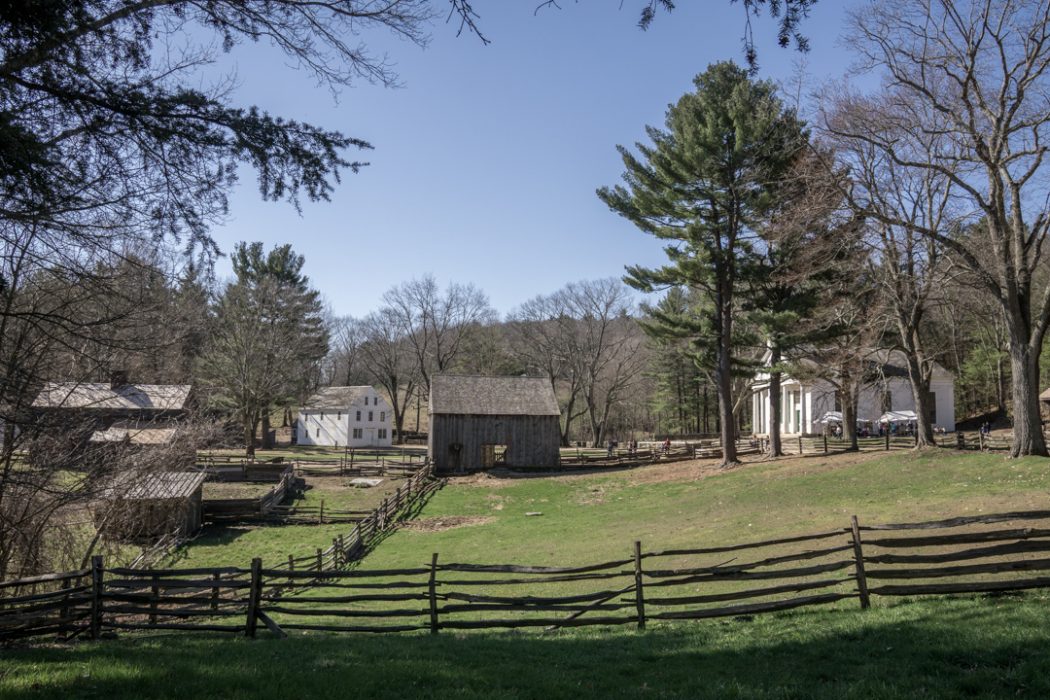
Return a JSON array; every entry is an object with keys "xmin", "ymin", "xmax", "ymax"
[{"xmin": 361, "ymin": 450, "xmax": 1050, "ymax": 570}]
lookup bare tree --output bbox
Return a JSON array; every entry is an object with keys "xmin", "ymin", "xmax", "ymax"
[
  {"xmin": 826, "ymin": 0, "xmax": 1050, "ymax": 456},
  {"xmin": 383, "ymin": 275, "xmax": 496, "ymax": 394},
  {"xmin": 506, "ymin": 292, "xmax": 587, "ymax": 446},
  {"xmin": 358, "ymin": 308, "xmax": 420, "ymax": 442},
  {"xmin": 325, "ymin": 316, "xmax": 369, "ymax": 386},
  {"xmin": 838, "ymin": 134, "xmax": 958, "ymax": 447},
  {"xmin": 561, "ymin": 279, "xmax": 646, "ymax": 447}
]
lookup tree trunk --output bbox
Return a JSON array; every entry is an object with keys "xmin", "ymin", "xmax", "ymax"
[
  {"xmin": 996, "ymin": 350, "xmax": 1007, "ymax": 416},
  {"xmin": 244, "ymin": 419, "xmax": 256, "ymax": 458},
  {"xmin": 260, "ymin": 413, "xmax": 273, "ymax": 449},
  {"xmin": 716, "ymin": 277, "xmax": 737, "ymax": 466},
  {"xmin": 902, "ymin": 351, "xmax": 936, "ymax": 448},
  {"xmin": 1008, "ymin": 342, "xmax": 1048, "ymax": 457},
  {"xmin": 767, "ymin": 346, "xmax": 783, "ymax": 457},
  {"xmin": 841, "ymin": 378, "xmax": 859, "ymax": 452}
]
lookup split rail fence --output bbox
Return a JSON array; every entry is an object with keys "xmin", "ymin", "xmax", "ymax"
[{"xmin": 4, "ymin": 507, "xmax": 1050, "ymax": 642}]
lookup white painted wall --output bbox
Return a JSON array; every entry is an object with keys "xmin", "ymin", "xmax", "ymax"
[
  {"xmin": 297, "ymin": 387, "xmax": 394, "ymax": 447},
  {"xmin": 752, "ymin": 377, "xmax": 956, "ymax": 435}
]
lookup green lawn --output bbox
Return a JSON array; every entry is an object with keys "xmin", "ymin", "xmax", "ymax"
[
  {"xmin": 7, "ymin": 449, "xmax": 1050, "ymax": 699},
  {"xmin": 168, "ymin": 475, "xmax": 411, "ymax": 569},
  {"xmin": 2, "ymin": 593, "xmax": 1049, "ymax": 699},
  {"xmin": 359, "ymin": 449, "xmax": 1050, "ymax": 571}
]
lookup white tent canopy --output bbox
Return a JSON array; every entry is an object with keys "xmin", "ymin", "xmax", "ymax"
[
  {"xmin": 878, "ymin": 410, "xmax": 917, "ymax": 423},
  {"xmin": 816, "ymin": 411, "xmax": 843, "ymax": 424}
]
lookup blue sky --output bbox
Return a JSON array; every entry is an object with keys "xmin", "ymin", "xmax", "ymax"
[{"xmin": 208, "ymin": 1, "xmax": 858, "ymax": 317}]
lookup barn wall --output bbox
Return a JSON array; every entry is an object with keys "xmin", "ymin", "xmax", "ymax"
[{"xmin": 429, "ymin": 414, "xmax": 561, "ymax": 473}]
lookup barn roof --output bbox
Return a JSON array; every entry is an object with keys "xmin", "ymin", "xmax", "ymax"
[
  {"xmin": 90, "ymin": 421, "xmax": 178, "ymax": 445},
  {"xmin": 103, "ymin": 471, "xmax": 205, "ymax": 501},
  {"xmin": 430, "ymin": 375, "xmax": 560, "ymax": 416},
  {"xmin": 32, "ymin": 382, "xmax": 191, "ymax": 411},
  {"xmin": 302, "ymin": 386, "xmax": 374, "ymax": 410}
]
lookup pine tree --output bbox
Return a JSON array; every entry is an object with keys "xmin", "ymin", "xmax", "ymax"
[{"xmin": 598, "ymin": 62, "xmax": 806, "ymax": 466}]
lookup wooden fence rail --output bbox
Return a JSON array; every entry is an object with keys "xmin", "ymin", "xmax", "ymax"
[{"xmin": 5, "ymin": 505, "xmax": 1050, "ymax": 642}]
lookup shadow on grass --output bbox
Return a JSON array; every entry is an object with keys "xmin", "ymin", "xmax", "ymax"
[{"xmin": 3, "ymin": 596, "xmax": 1048, "ymax": 699}]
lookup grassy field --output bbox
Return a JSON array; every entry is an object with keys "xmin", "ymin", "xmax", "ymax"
[
  {"xmin": 360, "ymin": 449, "xmax": 1050, "ymax": 571},
  {"xmin": 2, "ymin": 593, "xmax": 1049, "ymax": 699},
  {"xmin": 6, "ymin": 448, "xmax": 1050, "ymax": 698}
]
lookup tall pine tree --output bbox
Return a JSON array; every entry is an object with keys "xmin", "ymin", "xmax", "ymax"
[{"xmin": 598, "ymin": 62, "xmax": 806, "ymax": 466}]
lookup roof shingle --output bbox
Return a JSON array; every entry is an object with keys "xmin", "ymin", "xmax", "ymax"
[{"xmin": 430, "ymin": 375, "xmax": 560, "ymax": 416}]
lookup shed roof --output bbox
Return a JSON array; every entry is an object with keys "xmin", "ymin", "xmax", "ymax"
[
  {"xmin": 302, "ymin": 386, "xmax": 374, "ymax": 410},
  {"xmin": 33, "ymin": 383, "xmax": 191, "ymax": 411},
  {"xmin": 103, "ymin": 471, "xmax": 205, "ymax": 501},
  {"xmin": 90, "ymin": 421, "xmax": 178, "ymax": 445},
  {"xmin": 1040, "ymin": 387, "xmax": 1050, "ymax": 402},
  {"xmin": 430, "ymin": 375, "xmax": 560, "ymax": 416}
]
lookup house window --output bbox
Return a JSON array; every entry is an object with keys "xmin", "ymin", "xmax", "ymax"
[
  {"xmin": 378, "ymin": 428, "xmax": 387, "ymax": 439},
  {"xmin": 369, "ymin": 411, "xmax": 373, "ymax": 422},
  {"xmin": 353, "ymin": 428, "xmax": 362, "ymax": 439},
  {"xmin": 356, "ymin": 411, "xmax": 361, "ymax": 421},
  {"xmin": 380, "ymin": 411, "xmax": 385, "ymax": 422}
]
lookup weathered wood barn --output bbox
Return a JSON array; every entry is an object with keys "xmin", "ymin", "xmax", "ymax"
[
  {"xmin": 428, "ymin": 375, "xmax": 561, "ymax": 473},
  {"xmin": 30, "ymin": 373, "xmax": 193, "ymax": 468},
  {"xmin": 96, "ymin": 471, "xmax": 206, "ymax": 540}
]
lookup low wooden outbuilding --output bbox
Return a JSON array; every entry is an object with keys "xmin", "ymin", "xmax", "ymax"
[
  {"xmin": 428, "ymin": 375, "xmax": 561, "ymax": 474},
  {"xmin": 97, "ymin": 471, "xmax": 206, "ymax": 540}
]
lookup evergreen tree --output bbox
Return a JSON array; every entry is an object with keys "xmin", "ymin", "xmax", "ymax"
[
  {"xmin": 198, "ymin": 243, "xmax": 328, "ymax": 456},
  {"xmin": 598, "ymin": 62, "xmax": 806, "ymax": 466}
]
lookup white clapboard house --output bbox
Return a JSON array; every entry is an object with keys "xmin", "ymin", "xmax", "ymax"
[
  {"xmin": 751, "ymin": 349, "xmax": 956, "ymax": 436},
  {"xmin": 297, "ymin": 386, "xmax": 393, "ymax": 448}
]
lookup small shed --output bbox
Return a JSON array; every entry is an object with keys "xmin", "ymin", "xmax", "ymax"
[
  {"xmin": 97, "ymin": 471, "xmax": 206, "ymax": 540},
  {"xmin": 428, "ymin": 375, "xmax": 561, "ymax": 474}
]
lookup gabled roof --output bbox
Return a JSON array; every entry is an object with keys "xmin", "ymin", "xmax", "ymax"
[
  {"xmin": 103, "ymin": 471, "xmax": 205, "ymax": 500},
  {"xmin": 430, "ymin": 375, "xmax": 560, "ymax": 416},
  {"xmin": 32, "ymin": 383, "xmax": 191, "ymax": 411},
  {"xmin": 302, "ymin": 386, "xmax": 376, "ymax": 410},
  {"xmin": 90, "ymin": 421, "xmax": 179, "ymax": 445}
]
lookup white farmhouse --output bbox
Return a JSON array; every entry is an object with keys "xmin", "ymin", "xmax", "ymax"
[
  {"xmin": 751, "ymin": 349, "xmax": 956, "ymax": 436},
  {"xmin": 297, "ymin": 386, "xmax": 393, "ymax": 448}
]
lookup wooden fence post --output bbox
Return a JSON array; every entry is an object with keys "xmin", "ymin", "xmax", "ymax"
[
  {"xmin": 246, "ymin": 557, "xmax": 262, "ymax": 638},
  {"xmin": 823, "ymin": 434, "xmax": 828, "ymax": 454},
  {"xmin": 884, "ymin": 431, "xmax": 890, "ymax": 451},
  {"xmin": 316, "ymin": 547, "xmax": 323, "ymax": 572},
  {"xmin": 89, "ymin": 555, "xmax": 103, "ymax": 640},
  {"xmin": 319, "ymin": 499, "xmax": 325, "ymax": 525},
  {"xmin": 428, "ymin": 553, "xmax": 440, "ymax": 634},
  {"xmin": 149, "ymin": 572, "xmax": 159, "ymax": 626},
  {"xmin": 849, "ymin": 515, "xmax": 871, "ymax": 610},
  {"xmin": 211, "ymin": 571, "xmax": 220, "ymax": 611},
  {"xmin": 956, "ymin": 432, "xmax": 965, "ymax": 449},
  {"xmin": 798, "ymin": 435, "xmax": 803, "ymax": 455},
  {"xmin": 288, "ymin": 554, "xmax": 294, "ymax": 572},
  {"xmin": 979, "ymin": 431, "xmax": 985, "ymax": 451},
  {"xmin": 59, "ymin": 577, "xmax": 72, "ymax": 639},
  {"xmin": 633, "ymin": 541, "xmax": 646, "ymax": 630},
  {"xmin": 332, "ymin": 538, "xmax": 341, "ymax": 565}
]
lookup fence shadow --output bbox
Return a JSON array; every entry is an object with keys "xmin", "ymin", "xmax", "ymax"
[{"xmin": 3, "ymin": 596, "xmax": 1048, "ymax": 699}]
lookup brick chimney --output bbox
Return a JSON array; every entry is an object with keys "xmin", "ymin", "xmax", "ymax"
[{"xmin": 110, "ymin": 370, "xmax": 129, "ymax": 389}]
